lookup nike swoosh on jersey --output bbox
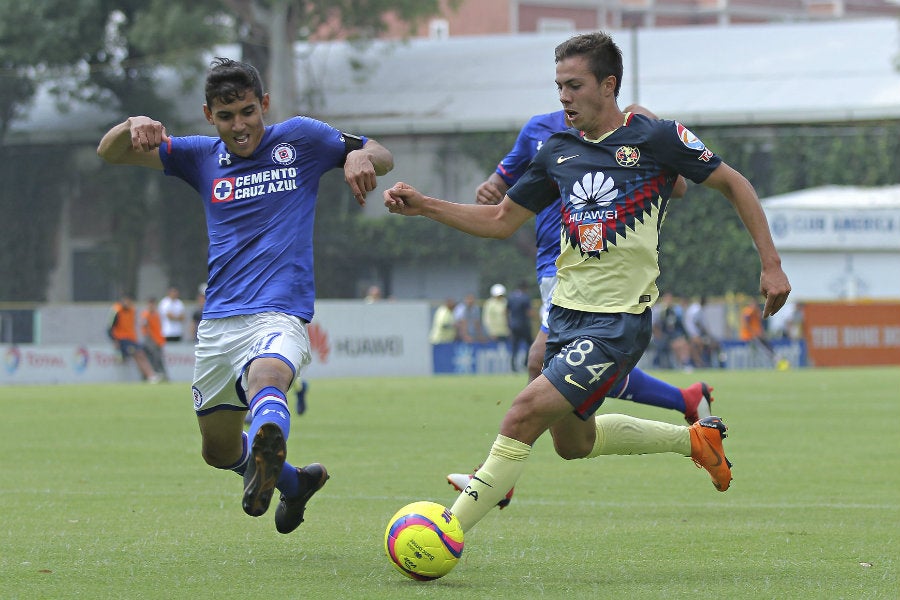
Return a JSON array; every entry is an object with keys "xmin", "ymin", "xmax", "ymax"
[
  {"xmin": 564, "ymin": 374, "xmax": 587, "ymax": 390},
  {"xmin": 557, "ymin": 154, "xmax": 580, "ymax": 163}
]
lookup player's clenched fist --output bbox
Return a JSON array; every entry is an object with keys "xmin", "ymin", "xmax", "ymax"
[
  {"xmin": 384, "ymin": 182, "xmax": 427, "ymax": 216},
  {"xmin": 128, "ymin": 116, "xmax": 169, "ymax": 152}
]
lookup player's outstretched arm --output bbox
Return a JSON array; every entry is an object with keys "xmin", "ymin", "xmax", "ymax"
[
  {"xmin": 384, "ymin": 182, "xmax": 532, "ymax": 239},
  {"xmin": 344, "ymin": 139, "xmax": 394, "ymax": 206},
  {"xmin": 703, "ymin": 163, "xmax": 791, "ymax": 317},
  {"xmin": 97, "ymin": 117, "xmax": 167, "ymax": 170}
]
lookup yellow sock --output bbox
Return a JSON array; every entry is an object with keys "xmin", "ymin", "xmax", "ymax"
[
  {"xmin": 450, "ymin": 434, "xmax": 531, "ymax": 532},
  {"xmin": 586, "ymin": 414, "xmax": 691, "ymax": 458}
]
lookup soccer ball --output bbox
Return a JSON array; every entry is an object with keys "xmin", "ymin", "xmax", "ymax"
[{"xmin": 384, "ymin": 501, "xmax": 464, "ymax": 580}]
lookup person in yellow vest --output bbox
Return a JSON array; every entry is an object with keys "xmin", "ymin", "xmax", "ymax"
[
  {"xmin": 429, "ymin": 297, "xmax": 458, "ymax": 344},
  {"xmin": 482, "ymin": 284, "xmax": 510, "ymax": 342},
  {"xmin": 108, "ymin": 293, "xmax": 160, "ymax": 383},
  {"xmin": 140, "ymin": 297, "xmax": 168, "ymax": 381}
]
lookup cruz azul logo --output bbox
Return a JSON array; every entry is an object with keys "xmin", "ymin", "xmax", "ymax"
[
  {"xmin": 271, "ymin": 143, "xmax": 296, "ymax": 165},
  {"xmin": 210, "ymin": 168, "xmax": 299, "ymax": 203}
]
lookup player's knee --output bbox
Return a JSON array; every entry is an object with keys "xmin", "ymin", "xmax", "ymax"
[
  {"xmin": 553, "ymin": 438, "xmax": 590, "ymax": 460},
  {"xmin": 201, "ymin": 444, "xmax": 236, "ymax": 469},
  {"xmin": 551, "ymin": 434, "xmax": 592, "ymax": 460}
]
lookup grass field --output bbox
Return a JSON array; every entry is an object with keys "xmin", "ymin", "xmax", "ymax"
[{"xmin": 2, "ymin": 367, "xmax": 898, "ymax": 599}]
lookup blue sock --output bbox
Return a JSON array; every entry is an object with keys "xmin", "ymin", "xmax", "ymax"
[
  {"xmin": 221, "ymin": 431, "xmax": 250, "ymax": 476},
  {"xmin": 247, "ymin": 387, "xmax": 301, "ymax": 497},
  {"xmin": 609, "ymin": 367, "xmax": 685, "ymax": 412},
  {"xmin": 247, "ymin": 386, "xmax": 291, "ymax": 443},
  {"xmin": 276, "ymin": 462, "xmax": 300, "ymax": 497}
]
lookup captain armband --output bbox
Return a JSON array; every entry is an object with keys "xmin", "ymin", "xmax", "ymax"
[{"xmin": 341, "ymin": 132, "xmax": 365, "ymax": 155}]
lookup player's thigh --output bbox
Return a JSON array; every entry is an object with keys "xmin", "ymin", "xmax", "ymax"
[{"xmin": 499, "ymin": 375, "xmax": 573, "ymax": 445}]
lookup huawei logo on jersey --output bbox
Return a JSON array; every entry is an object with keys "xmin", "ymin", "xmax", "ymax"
[{"xmin": 570, "ymin": 172, "xmax": 617, "ymax": 209}]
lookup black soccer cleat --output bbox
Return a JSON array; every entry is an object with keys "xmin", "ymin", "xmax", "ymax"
[
  {"xmin": 242, "ymin": 423, "xmax": 286, "ymax": 517},
  {"xmin": 274, "ymin": 463, "xmax": 329, "ymax": 534}
]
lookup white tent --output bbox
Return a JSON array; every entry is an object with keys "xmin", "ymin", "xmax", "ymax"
[{"xmin": 762, "ymin": 185, "xmax": 900, "ymax": 300}]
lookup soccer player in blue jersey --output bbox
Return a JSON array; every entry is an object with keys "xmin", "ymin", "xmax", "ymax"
[
  {"xmin": 385, "ymin": 32, "xmax": 790, "ymax": 536},
  {"xmin": 98, "ymin": 57, "xmax": 393, "ymax": 533}
]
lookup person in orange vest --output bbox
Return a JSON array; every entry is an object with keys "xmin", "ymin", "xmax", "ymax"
[
  {"xmin": 108, "ymin": 293, "xmax": 160, "ymax": 383},
  {"xmin": 140, "ymin": 297, "xmax": 168, "ymax": 381},
  {"xmin": 740, "ymin": 298, "xmax": 778, "ymax": 366}
]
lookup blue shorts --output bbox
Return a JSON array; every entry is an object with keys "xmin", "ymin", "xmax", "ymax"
[
  {"xmin": 115, "ymin": 339, "xmax": 143, "ymax": 360},
  {"xmin": 542, "ymin": 305, "xmax": 652, "ymax": 420}
]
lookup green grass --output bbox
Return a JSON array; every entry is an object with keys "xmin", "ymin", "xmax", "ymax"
[{"xmin": 2, "ymin": 368, "xmax": 898, "ymax": 599}]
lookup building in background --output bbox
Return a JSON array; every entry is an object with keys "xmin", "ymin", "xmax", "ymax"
[
  {"xmin": 382, "ymin": 0, "xmax": 900, "ymax": 39},
  {"xmin": 5, "ymin": 15, "xmax": 900, "ymax": 305}
]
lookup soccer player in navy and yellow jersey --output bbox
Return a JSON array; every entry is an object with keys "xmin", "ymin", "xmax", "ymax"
[
  {"xmin": 385, "ymin": 32, "xmax": 790, "ymax": 536},
  {"xmin": 98, "ymin": 58, "xmax": 393, "ymax": 533},
  {"xmin": 476, "ymin": 107, "xmax": 713, "ymax": 423},
  {"xmin": 447, "ymin": 106, "xmax": 713, "ymax": 507}
]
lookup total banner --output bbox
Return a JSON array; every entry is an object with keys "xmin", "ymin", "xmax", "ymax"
[{"xmin": 1, "ymin": 301, "xmax": 433, "ymax": 385}]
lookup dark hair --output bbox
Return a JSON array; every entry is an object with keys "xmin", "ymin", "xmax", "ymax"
[
  {"xmin": 205, "ymin": 57, "xmax": 265, "ymax": 107},
  {"xmin": 554, "ymin": 32, "xmax": 623, "ymax": 97}
]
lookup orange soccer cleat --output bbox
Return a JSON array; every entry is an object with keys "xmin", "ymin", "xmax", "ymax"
[{"xmin": 689, "ymin": 416, "xmax": 733, "ymax": 492}]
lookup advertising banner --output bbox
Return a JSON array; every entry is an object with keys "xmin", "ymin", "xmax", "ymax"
[
  {"xmin": 803, "ymin": 301, "xmax": 900, "ymax": 367},
  {"xmin": 1, "ymin": 301, "xmax": 432, "ymax": 385}
]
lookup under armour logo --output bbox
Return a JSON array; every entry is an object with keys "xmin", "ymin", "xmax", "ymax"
[{"xmin": 218, "ymin": 152, "xmax": 232, "ymax": 166}]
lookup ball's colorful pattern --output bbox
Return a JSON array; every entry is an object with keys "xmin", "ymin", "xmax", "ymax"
[{"xmin": 384, "ymin": 501, "xmax": 464, "ymax": 580}]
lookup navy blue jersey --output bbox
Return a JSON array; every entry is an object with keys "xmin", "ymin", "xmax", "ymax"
[
  {"xmin": 508, "ymin": 113, "xmax": 721, "ymax": 314},
  {"xmin": 161, "ymin": 117, "xmax": 366, "ymax": 322}
]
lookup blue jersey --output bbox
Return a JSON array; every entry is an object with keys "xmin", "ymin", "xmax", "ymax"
[
  {"xmin": 508, "ymin": 113, "xmax": 721, "ymax": 314},
  {"xmin": 161, "ymin": 117, "xmax": 365, "ymax": 322},
  {"xmin": 495, "ymin": 111, "xmax": 568, "ymax": 281}
]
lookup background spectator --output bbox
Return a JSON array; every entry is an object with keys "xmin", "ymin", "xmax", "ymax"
[
  {"xmin": 140, "ymin": 297, "xmax": 168, "ymax": 380},
  {"xmin": 190, "ymin": 283, "xmax": 206, "ymax": 342},
  {"xmin": 429, "ymin": 297, "xmax": 457, "ymax": 344},
  {"xmin": 684, "ymin": 296, "xmax": 722, "ymax": 368},
  {"xmin": 653, "ymin": 292, "xmax": 692, "ymax": 370},
  {"xmin": 482, "ymin": 283, "xmax": 510, "ymax": 342},
  {"xmin": 158, "ymin": 286, "xmax": 186, "ymax": 342},
  {"xmin": 364, "ymin": 285, "xmax": 382, "ymax": 303},
  {"xmin": 506, "ymin": 281, "xmax": 534, "ymax": 372},
  {"xmin": 108, "ymin": 293, "xmax": 160, "ymax": 383},
  {"xmin": 454, "ymin": 293, "xmax": 486, "ymax": 343},
  {"xmin": 740, "ymin": 297, "xmax": 778, "ymax": 366}
]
